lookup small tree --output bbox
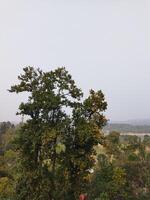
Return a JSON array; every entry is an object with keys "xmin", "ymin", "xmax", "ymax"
[{"xmin": 10, "ymin": 67, "xmax": 107, "ymax": 200}]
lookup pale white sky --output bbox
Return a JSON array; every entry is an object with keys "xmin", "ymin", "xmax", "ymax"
[{"xmin": 0, "ymin": 0, "xmax": 150, "ymax": 122}]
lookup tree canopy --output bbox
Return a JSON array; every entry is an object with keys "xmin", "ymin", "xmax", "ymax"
[{"xmin": 9, "ymin": 67, "xmax": 107, "ymax": 200}]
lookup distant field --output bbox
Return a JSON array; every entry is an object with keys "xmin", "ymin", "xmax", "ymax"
[{"xmin": 120, "ymin": 132, "xmax": 150, "ymax": 136}]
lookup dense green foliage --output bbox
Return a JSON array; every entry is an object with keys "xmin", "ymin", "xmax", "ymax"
[
  {"xmin": 88, "ymin": 132, "xmax": 150, "ymax": 200},
  {"xmin": 9, "ymin": 67, "xmax": 107, "ymax": 200},
  {"xmin": 1, "ymin": 124, "xmax": 150, "ymax": 200},
  {"xmin": 0, "ymin": 67, "xmax": 150, "ymax": 200}
]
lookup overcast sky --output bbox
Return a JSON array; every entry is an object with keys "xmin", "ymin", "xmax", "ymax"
[{"xmin": 0, "ymin": 0, "xmax": 150, "ymax": 122}]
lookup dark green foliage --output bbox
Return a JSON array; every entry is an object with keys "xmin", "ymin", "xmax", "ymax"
[
  {"xmin": 89, "ymin": 154, "xmax": 128, "ymax": 200},
  {"xmin": 0, "ymin": 122, "xmax": 15, "ymax": 152},
  {"xmin": 9, "ymin": 67, "xmax": 107, "ymax": 200},
  {"xmin": 0, "ymin": 122, "xmax": 14, "ymax": 135},
  {"xmin": 0, "ymin": 124, "xmax": 17, "ymax": 200}
]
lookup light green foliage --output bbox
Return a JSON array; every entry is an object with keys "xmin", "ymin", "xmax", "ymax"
[
  {"xmin": 89, "ymin": 132, "xmax": 150, "ymax": 200},
  {"xmin": 0, "ymin": 177, "xmax": 14, "ymax": 199},
  {"xmin": 55, "ymin": 142, "xmax": 66, "ymax": 154},
  {"xmin": 112, "ymin": 167, "xmax": 126, "ymax": 186}
]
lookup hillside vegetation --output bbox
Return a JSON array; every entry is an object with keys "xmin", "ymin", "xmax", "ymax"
[{"xmin": 1, "ymin": 124, "xmax": 150, "ymax": 200}]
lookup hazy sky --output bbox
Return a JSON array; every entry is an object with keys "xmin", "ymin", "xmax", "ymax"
[{"xmin": 0, "ymin": 0, "xmax": 150, "ymax": 122}]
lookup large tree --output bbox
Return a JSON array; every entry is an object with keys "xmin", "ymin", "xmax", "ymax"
[{"xmin": 9, "ymin": 67, "xmax": 107, "ymax": 200}]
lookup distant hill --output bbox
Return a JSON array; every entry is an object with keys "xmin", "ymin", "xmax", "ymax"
[
  {"xmin": 111, "ymin": 119, "xmax": 150, "ymax": 126},
  {"xmin": 104, "ymin": 121, "xmax": 150, "ymax": 133},
  {"xmin": 126, "ymin": 119, "xmax": 150, "ymax": 125}
]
